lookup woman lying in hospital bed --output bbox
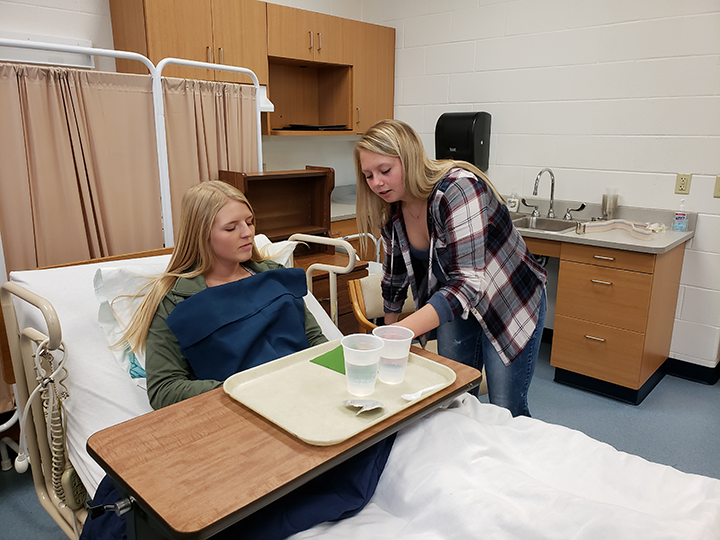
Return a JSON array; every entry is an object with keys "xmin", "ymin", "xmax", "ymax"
[{"xmin": 6, "ymin": 181, "xmax": 720, "ymax": 540}]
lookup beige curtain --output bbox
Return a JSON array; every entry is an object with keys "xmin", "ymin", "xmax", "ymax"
[
  {"xmin": 0, "ymin": 64, "xmax": 162, "ymax": 271},
  {"xmin": 0, "ymin": 64, "xmax": 257, "ymax": 274},
  {"xmin": 0, "ymin": 64, "xmax": 257, "ymax": 410},
  {"xmin": 162, "ymin": 77, "xmax": 258, "ymax": 241}
]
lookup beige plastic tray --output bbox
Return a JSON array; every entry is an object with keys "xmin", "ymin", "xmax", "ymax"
[{"xmin": 223, "ymin": 338, "xmax": 456, "ymax": 446}]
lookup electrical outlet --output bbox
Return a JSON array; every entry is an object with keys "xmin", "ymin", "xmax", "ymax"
[
  {"xmin": 675, "ymin": 173, "xmax": 692, "ymax": 195},
  {"xmin": 714, "ymin": 175, "xmax": 720, "ymax": 198}
]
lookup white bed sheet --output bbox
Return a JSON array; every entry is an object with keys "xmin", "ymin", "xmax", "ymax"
[
  {"xmin": 9, "ymin": 254, "xmax": 342, "ymax": 497},
  {"xmin": 296, "ymin": 395, "xmax": 720, "ymax": 540}
]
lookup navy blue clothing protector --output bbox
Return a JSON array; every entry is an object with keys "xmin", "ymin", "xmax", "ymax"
[{"xmin": 166, "ymin": 268, "xmax": 310, "ymax": 381}]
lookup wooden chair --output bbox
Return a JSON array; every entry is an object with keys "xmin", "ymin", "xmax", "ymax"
[{"xmin": 347, "ymin": 273, "xmax": 415, "ymax": 333}]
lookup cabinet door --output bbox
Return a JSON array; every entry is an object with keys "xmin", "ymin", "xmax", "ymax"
[
  {"xmin": 312, "ymin": 11, "xmax": 349, "ymax": 65},
  {"xmin": 212, "ymin": 0, "xmax": 268, "ymax": 85},
  {"xmin": 266, "ymin": 4, "xmax": 351, "ymax": 65},
  {"xmin": 267, "ymin": 3, "xmax": 315, "ymax": 62},
  {"xmin": 346, "ymin": 19, "xmax": 395, "ymax": 133},
  {"xmin": 143, "ymin": 0, "xmax": 216, "ymax": 80}
]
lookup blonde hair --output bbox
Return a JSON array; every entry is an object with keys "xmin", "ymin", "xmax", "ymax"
[
  {"xmin": 354, "ymin": 119, "xmax": 504, "ymax": 244},
  {"xmin": 121, "ymin": 180, "xmax": 263, "ymax": 353}
]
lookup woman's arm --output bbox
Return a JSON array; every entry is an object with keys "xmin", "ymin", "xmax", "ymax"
[
  {"xmin": 392, "ymin": 303, "xmax": 440, "ymax": 338},
  {"xmin": 304, "ymin": 305, "xmax": 329, "ymax": 346},
  {"xmin": 145, "ymin": 305, "xmax": 221, "ymax": 410}
]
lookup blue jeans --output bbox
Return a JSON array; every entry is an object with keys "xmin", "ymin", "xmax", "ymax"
[{"xmin": 436, "ymin": 290, "xmax": 546, "ymax": 417}]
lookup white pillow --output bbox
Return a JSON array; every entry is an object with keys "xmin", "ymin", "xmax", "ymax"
[{"xmin": 93, "ymin": 259, "xmax": 170, "ymax": 389}]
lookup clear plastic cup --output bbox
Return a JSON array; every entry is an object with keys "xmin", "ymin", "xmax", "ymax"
[
  {"xmin": 372, "ymin": 325, "xmax": 414, "ymax": 384},
  {"xmin": 341, "ymin": 334, "xmax": 384, "ymax": 396}
]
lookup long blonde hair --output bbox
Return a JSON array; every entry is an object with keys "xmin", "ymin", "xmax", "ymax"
[
  {"xmin": 354, "ymin": 119, "xmax": 504, "ymax": 244},
  {"xmin": 121, "ymin": 180, "xmax": 263, "ymax": 353}
]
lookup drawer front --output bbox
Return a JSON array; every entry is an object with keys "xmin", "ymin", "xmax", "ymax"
[
  {"xmin": 561, "ymin": 243, "xmax": 655, "ymax": 273},
  {"xmin": 550, "ymin": 315, "xmax": 644, "ymax": 389},
  {"xmin": 524, "ymin": 237, "xmax": 561, "ymax": 258},
  {"xmin": 556, "ymin": 261, "xmax": 652, "ymax": 333}
]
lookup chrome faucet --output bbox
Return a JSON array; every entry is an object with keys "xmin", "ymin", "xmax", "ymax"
[{"xmin": 533, "ymin": 168, "xmax": 555, "ymax": 218}]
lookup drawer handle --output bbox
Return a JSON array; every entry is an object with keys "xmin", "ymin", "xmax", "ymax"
[
  {"xmin": 590, "ymin": 279, "xmax": 612, "ymax": 285},
  {"xmin": 593, "ymin": 255, "xmax": 615, "ymax": 261},
  {"xmin": 584, "ymin": 335, "xmax": 606, "ymax": 342}
]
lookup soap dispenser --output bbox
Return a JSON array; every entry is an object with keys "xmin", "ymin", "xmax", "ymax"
[{"xmin": 672, "ymin": 199, "xmax": 688, "ymax": 232}]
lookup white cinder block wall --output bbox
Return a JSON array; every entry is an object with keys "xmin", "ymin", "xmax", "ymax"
[{"xmin": 2, "ymin": 0, "xmax": 719, "ymax": 369}]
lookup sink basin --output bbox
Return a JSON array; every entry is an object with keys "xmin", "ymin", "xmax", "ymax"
[{"xmin": 512, "ymin": 216, "xmax": 576, "ymax": 233}]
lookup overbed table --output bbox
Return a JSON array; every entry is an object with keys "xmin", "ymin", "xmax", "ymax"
[{"xmin": 87, "ymin": 347, "xmax": 482, "ymax": 540}]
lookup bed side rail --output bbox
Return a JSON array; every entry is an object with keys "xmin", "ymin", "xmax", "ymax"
[
  {"xmin": 288, "ymin": 234, "xmax": 356, "ymax": 326},
  {"xmin": 1, "ymin": 281, "xmax": 82, "ymax": 539}
]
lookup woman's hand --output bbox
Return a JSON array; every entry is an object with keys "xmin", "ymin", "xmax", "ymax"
[{"xmin": 383, "ymin": 312, "xmax": 400, "ymax": 325}]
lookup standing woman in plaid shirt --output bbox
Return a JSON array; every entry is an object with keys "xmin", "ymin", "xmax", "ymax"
[{"xmin": 354, "ymin": 119, "xmax": 547, "ymax": 417}]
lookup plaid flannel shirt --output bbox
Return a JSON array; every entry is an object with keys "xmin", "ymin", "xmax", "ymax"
[{"xmin": 381, "ymin": 168, "xmax": 547, "ymax": 365}]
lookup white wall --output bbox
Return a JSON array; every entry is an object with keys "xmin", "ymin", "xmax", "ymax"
[
  {"xmin": 3, "ymin": 0, "xmax": 719, "ymax": 368},
  {"xmin": 0, "ymin": 0, "xmax": 116, "ymax": 71}
]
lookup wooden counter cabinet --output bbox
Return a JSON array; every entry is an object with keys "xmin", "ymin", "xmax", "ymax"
[{"xmin": 550, "ymin": 243, "xmax": 686, "ymax": 404}]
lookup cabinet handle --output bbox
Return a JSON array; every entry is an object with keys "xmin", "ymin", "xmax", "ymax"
[
  {"xmin": 593, "ymin": 255, "xmax": 615, "ymax": 261},
  {"xmin": 584, "ymin": 335, "xmax": 606, "ymax": 342},
  {"xmin": 590, "ymin": 279, "xmax": 612, "ymax": 285},
  {"xmin": 207, "ymin": 46, "xmax": 213, "ymax": 63},
  {"xmin": 356, "ymin": 107, "xmax": 360, "ymax": 125},
  {"xmin": 219, "ymin": 47, "xmax": 224, "ymax": 64},
  {"xmin": 317, "ymin": 32, "xmax": 322, "ymax": 51},
  {"xmin": 309, "ymin": 31, "xmax": 314, "ymax": 51}
]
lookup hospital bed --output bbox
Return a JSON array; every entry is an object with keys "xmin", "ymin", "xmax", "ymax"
[{"xmin": 3, "ymin": 240, "xmax": 720, "ymax": 540}]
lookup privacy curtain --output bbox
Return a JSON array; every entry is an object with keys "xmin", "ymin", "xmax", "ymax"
[
  {"xmin": 0, "ymin": 62, "xmax": 257, "ymax": 276},
  {"xmin": 162, "ymin": 77, "xmax": 258, "ymax": 229}
]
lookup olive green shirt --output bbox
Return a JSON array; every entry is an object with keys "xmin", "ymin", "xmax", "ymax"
[{"xmin": 146, "ymin": 260, "xmax": 328, "ymax": 409}]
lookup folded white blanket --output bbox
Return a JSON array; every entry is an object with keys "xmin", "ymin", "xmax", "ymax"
[{"xmin": 295, "ymin": 396, "xmax": 720, "ymax": 540}]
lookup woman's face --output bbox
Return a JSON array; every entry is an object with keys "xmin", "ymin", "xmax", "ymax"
[
  {"xmin": 359, "ymin": 149, "xmax": 406, "ymax": 203},
  {"xmin": 209, "ymin": 199, "xmax": 255, "ymax": 267}
]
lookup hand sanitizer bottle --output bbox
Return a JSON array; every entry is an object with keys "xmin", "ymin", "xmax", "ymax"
[{"xmin": 672, "ymin": 199, "xmax": 688, "ymax": 232}]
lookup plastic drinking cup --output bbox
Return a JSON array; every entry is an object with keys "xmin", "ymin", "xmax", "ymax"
[
  {"xmin": 341, "ymin": 334, "xmax": 384, "ymax": 396},
  {"xmin": 372, "ymin": 325, "xmax": 414, "ymax": 384}
]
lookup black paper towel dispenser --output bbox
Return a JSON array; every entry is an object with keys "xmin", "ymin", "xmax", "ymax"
[{"xmin": 435, "ymin": 112, "xmax": 491, "ymax": 172}]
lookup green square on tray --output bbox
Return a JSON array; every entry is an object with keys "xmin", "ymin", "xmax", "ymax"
[{"xmin": 310, "ymin": 345, "xmax": 345, "ymax": 374}]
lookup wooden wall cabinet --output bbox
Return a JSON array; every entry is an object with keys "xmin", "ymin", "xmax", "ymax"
[
  {"xmin": 265, "ymin": 4, "xmax": 395, "ymax": 135},
  {"xmin": 109, "ymin": 0, "xmax": 268, "ymax": 85},
  {"xmin": 266, "ymin": 3, "xmax": 350, "ymax": 65},
  {"xmin": 344, "ymin": 19, "xmax": 396, "ymax": 133},
  {"xmin": 110, "ymin": 0, "xmax": 395, "ymax": 135},
  {"xmin": 550, "ymin": 242, "xmax": 686, "ymax": 404}
]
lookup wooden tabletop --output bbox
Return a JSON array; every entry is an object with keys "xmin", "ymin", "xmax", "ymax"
[{"xmin": 87, "ymin": 347, "xmax": 481, "ymax": 539}]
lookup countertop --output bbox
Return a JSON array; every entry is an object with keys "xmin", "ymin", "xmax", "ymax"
[
  {"xmin": 331, "ymin": 202, "xmax": 356, "ymax": 222},
  {"xmin": 330, "ymin": 200, "xmax": 694, "ymax": 255},
  {"xmin": 518, "ymin": 221, "xmax": 693, "ymax": 255}
]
